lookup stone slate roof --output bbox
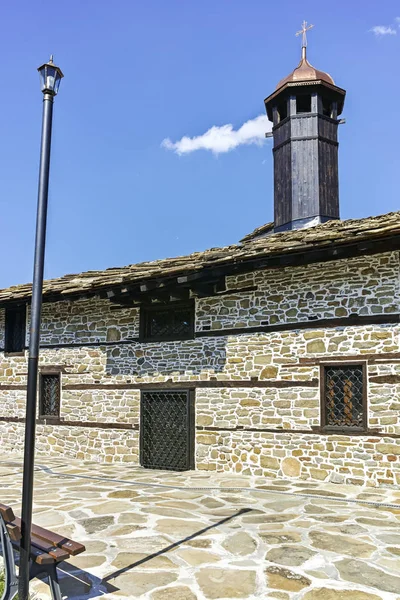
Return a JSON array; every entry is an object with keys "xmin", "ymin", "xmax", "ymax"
[
  {"xmin": 1, "ymin": 211, "xmax": 399, "ymax": 304},
  {"xmin": 240, "ymin": 222, "xmax": 274, "ymax": 242}
]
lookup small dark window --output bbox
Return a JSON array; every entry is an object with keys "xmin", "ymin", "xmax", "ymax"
[
  {"xmin": 140, "ymin": 303, "xmax": 194, "ymax": 341},
  {"xmin": 39, "ymin": 373, "xmax": 61, "ymax": 418},
  {"xmin": 322, "ymin": 365, "xmax": 366, "ymax": 430},
  {"xmin": 277, "ymin": 100, "xmax": 287, "ymax": 122},
  {"xmin": 296, "ymin": 95, "xmax": 311, "ymax": 114},
  {"xmin": 5, "ymin": 305, "xmax": 26, "ymax": 353}
]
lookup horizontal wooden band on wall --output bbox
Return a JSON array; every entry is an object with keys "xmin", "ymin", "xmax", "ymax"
[
  {"xmin": 60, "ymin": 379, "xmax": 319, "ymax": 391},
  {"xmin": 0, "ymin": 416, "xmax": 138, "ymax": 430},
  {"xmin": 197, "ymin": 425, "xmax": 400, "ymax": 439},
  {"xmin": 195, "ymin": 313, "xmax": 400, "ymax": 338},
  {"xmin": 0, "ymin": 313, "xmax": 398, "ymax": 353}
]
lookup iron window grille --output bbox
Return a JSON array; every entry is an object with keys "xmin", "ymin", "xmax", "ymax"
[
  {"xmin": 140, "ymin": 302, "xmax": 194, "ymax": 342},
  {"xmin": 39, "ymin": 373, "xmax": 61, "ymax": 418},
  {"xmin": 321, "ymin": 364, "xmax": 367, "ymax": 431},
  {"xmin": 4, "ymin": 305, "xmax": 26, "ymax": 353},
  {"xmin": 140, "ymin": 389, "xmax": 195, "ymax": 471}
]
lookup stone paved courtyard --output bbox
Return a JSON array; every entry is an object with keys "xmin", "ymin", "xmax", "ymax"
[{"xmin": 1, "ymin": 457, "xmax": 400, "ymax": 599}]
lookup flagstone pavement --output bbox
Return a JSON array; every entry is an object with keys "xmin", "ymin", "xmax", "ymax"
[{"xmin": 1, "ymin": 457, "xmax": 400, "ymax": 599}]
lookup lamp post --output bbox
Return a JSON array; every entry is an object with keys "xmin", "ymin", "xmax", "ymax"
[{"xmin": 18, "ymin": 56, "xmax": 63, "ymax": 600}]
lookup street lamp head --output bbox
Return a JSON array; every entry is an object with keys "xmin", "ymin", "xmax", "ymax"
[{"xmin": 37, "ymin": 55, "xmax": 64, "ymax": 95}]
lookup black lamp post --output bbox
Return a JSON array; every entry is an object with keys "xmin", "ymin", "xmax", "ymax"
[{"xmin": 18, "ymin": 56, "xmax": 63, "ymax": 600}]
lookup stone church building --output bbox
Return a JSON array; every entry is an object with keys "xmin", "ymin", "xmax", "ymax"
[{"xmin": 0, "ymin": 42, "xmax": 399, "ymax": 487}]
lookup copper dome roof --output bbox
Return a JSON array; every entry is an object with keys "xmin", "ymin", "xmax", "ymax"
[{"xmin": 276, "ymin": 48, "xmax": 335, "ymax": 90}]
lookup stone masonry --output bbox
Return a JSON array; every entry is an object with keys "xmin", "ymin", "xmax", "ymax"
[{"xmin": 0, "ymin": 251, "xmax": 399, "ymax": 486}]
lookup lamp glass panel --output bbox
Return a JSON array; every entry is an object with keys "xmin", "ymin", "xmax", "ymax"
[{"xmin": 44, "ymin": 65, "xmax": 57, "ymax": 92}]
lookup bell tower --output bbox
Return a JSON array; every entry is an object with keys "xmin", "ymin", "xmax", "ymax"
[{"xmin": 264, "ymin": 22, "xmax": 346, "ymax": 232}]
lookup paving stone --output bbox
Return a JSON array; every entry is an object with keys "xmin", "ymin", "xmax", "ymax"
[
  {"xmin": 260, "ymin": 531, "xmax": 301, "ymax": 544},
  {"xmin": 30, "ymin": 511, "xmax": 66, "ymax": 527},
  {"xmin": 187, "ymin": 538, "xmax": 213, "ymax": 548},
  {"xmin": 222, "ymin": 531, "xmax": 257, "ymax": 555},
  {"xmin": 111, "ymin": 551, "xmax": 176, "ymax": 569},
  {"xmin": 304, "ymin": 504, "xmax": 333, "ymax": 515},
  {"xmin": 175, "ymin": 548, "xmax": 221, "ymax": 565},
  {"xmin": 302, "ymin": 589, "xmax": 382, "ymax": 600},
  {"xmin": 151, "ymin": 586, "xmax": 198, "ymax": 600},
  {"xmin": 118, "ymin": 512, "xmax": 147, "ymax": 524},
  {"xmin": 309, "ymin": 531, "xmax": 375, "ymax": 558},
  {"xmin": 336, "ymin": 558, "xmax": 400, "ymax": 594},
  {"xmin": 327, "ymin": 524, "xmax": 366, "ymax": 536},
  {"xmin": 156, "ymin": 518, "xmax": 208, "ymax": 537},
  {"xmin": 377, "ymin": 533, "xmax": 400, "ymax": 544},
  {"xmin": 113, "ymin": 535, "xmax": 170, "ymax": 552},
  {"xmin": 242, "ymin": 513, "xmax": 296, "ymax": 524},
  {"xmin": 266, "ymin": 545, "xmax": 316, "ymax": 566},
  {"xmin": 200, "ymin": 498, "xmax": 225, "ymax": 509},
  {"xmin": 143, "ymin": 506, "xmax": 197, "ymax": 518},
  {"xmin": 79, "ymin": 515, "xmax": 115, "ymax": 534},
  {"xmin": 106, "ymin": 571, "xmax": 177, "ymax": 596},
  {"xmin": 196, "ymin": 568, "xmax": 256, "ymax": 598},
  {"xmin": 305, "ymin": 570, "xmax": 330, "ymax": 579},
  {"xmin": 266, "ymin": 566, "xmax": 311, "ymax": 592},
  {"xmin": 108, "ymin": 489, "xmax": 140, "ymax": 498},
  {"xmin": 160, "ymin": 500, "xmax": 201, "ymax": 510},
  {"xmin": 356, "ymin": 517, "xmax": 398, "ymax": 527},
  {"xmin": 90, "ymin": 500, "xmax": 134, "ymax": 515},
  {"xmin": 68, "ymin": 554, "xmax": 107, "ymax": 568},
  {"xmin": 265, "ymin": 499, "xmax": 304, "ymax": 512},
  {"xmin": 81, "ymin": 540, "xmax": 108, "ymax": 553}
]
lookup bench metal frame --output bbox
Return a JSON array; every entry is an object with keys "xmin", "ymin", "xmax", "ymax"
[{"xmin": 0, "ymin": 515, "xmax": 62, "ymax": 600}]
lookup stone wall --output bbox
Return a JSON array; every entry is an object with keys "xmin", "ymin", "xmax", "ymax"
[{"xmin": 0, "ymin": 251, "xmax": 399, "ymax": 486}]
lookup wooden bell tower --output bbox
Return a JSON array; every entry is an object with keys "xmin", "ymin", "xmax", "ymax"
[{"xmin": 264, "ymin": 23, "xmax": 346, "ymax": 232}]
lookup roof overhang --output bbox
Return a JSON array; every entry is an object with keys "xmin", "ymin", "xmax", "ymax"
[{"xmin": 264, "ymin": 79, "xmax": 346, "ymax": 121}]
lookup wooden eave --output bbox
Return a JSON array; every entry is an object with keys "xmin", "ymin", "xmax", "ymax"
[{"xmin": 0, "ymin": 211, "xmax": 399, "ymax": 307}]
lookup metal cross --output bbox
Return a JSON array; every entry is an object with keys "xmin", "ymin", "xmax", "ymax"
[{"xmin": 296, "ymin": 20, "xmax": 314, "ymax": 48}]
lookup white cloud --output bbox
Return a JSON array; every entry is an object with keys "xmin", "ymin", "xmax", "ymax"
[
  {"xmin": 370, "ymin": 25, "xmax": 397, "ymax": 36},
  {"xmin": 162, "ymin": 114, "xmax": 272, "ymax": 156}
]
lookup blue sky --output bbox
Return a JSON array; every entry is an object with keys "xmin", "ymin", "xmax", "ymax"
[{"xmin": 0, "ymin": 0, "xmax": 399, "ymax": 289}]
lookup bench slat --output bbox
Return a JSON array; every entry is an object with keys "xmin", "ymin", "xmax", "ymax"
[
  {"xmin": 11, "ymin": 540, "xmax": 55, "ymax": 565},
  {"xmin": 30, "ymin": 534, "xmax": 70, "ymax": 562},
  {"xmin": 6, "ymin": 523, "xmax": 21, "ymax": 542},
  {"xmin": 11, "ymin": 516, "xmax": 85, "ymax": 557},
  {"xmin": 0, "ymin": 503, "xmax": 15, "ymax": 522},
  {"xmin": 32, "ymin": 524, "xmax": 86, "ymax": 556}
]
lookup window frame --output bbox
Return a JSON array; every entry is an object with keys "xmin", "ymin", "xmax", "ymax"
[
  {"xmin": 4, "ymin": 304, "xmax": 26, "ymax": 354},
  {"xmin": 139, "ymin": 301, "xmax": 195, "ymax": 342},
  {"xmin": 320, "ymin": 361, "xmax": 367, "ymax": 433},
  {"xmin": 140, "ymin": 388, "xmax": 195, "ymax": 471},
  {"xmin": 39, "ymin": 371, "xmax": 61, "ymax": 419}
]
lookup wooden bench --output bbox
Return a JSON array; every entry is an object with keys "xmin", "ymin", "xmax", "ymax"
[{"xmin": 0, "ymin": 502, "xmax": 85, "ymax": 600}]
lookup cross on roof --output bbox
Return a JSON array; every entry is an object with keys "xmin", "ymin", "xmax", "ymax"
[{"xmin": 296, "ymin": 20, "xmax": 314, "ymax": 48}]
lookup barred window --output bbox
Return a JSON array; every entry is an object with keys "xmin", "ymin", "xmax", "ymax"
[
  {"xmin": 322, "ymin": 364, "xmax": 366, "ymax": 430},
  {"xmin": 140, "ymin": 303, "xmax": 194, "ymax": 342},
  {"xmin": 39, "ymin": 373, "xmax": 61, "ymax": 418},
  {"xmin": 5, "ymin": 305, "xmax": 26, "ymax": 353}
]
